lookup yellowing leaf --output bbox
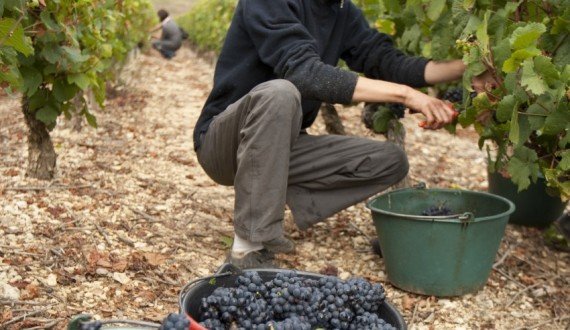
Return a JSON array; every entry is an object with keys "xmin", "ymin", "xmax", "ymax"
[
  {"xmin": 509, "ymin": 23, "xmax": 546, "ymax": 50},
  {"xmin": 521, "ymin": 59, "xmax": 548, "ymax": 95}
]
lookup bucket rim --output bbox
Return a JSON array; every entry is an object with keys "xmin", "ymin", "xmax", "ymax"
[{"xmin": 366, "ymin": 188, "xmax": 516, "ymax": 223}]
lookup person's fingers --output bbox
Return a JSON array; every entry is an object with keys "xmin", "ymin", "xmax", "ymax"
[
  {"xmin": 423, "ymin": 107, "xmax": 435, "ymax": 127},
  {"xmin": 430, "ymin": 102, "xmax": 443, "ymax": 120}
]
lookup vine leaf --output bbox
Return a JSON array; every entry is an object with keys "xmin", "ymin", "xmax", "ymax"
[
  {"xmin": 476, "ymin": 11, "xmax": 490, "ymax": 54},
  {"xmin": 521, "ymin": 59, "xmax": 548, "ymax": 95},
  {"xmin": 40, "ymin": 10, "xmax": 62, "ymax": 32},
  {"xmin": 543, "ymin": 106, "xmax": 570, "ymax": 136},
  {"xmin": 0, "ymin": 18, "xmax": 34, "ymax": 56},
  {"xmin": 427, "ymin": 0, "xmax": 446, "ymax": 21},
  {"xmin": 502, "ymin": 48, "xmax": 541, "ymax": 73},
  {"xmin": 20, "ymin": 66, "xmax": 42, "ymax": 96},
  {"xmin": 35, "ymin": 105, "xmax": 59, "ymax": 125},
  {"xmin": 62, "ymin": 46, "xmax": 90, "ymax": 63},
  {"xmin": 68, "ymin": 73, "xmax": 91, "ymax": 90},
  {"xmin": 496, "ymin": 95, "xmax": 515, "ymax": 123},
  {"xmin": 509, "ymin": 23, "xmax": 546, "ymax": 50},
  {"xmin": 507, "ymin": 147, "xmax": 539, "ymax": 192},
  {"xmin": 559, "ymin": 151, "xmax": 570, "ymax": 171},
  {"xmin": 526, "ymin": 104, "xmax": 547, "ymax": 130}
]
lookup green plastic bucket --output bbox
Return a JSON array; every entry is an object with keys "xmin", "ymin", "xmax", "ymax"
[
  {"xmin": 488, "ymin": 171, "xmax": 566, "ymax": 228},
  {"xmin": 367, "ymin": 186, "xmax": 515, "ymax": 297}
]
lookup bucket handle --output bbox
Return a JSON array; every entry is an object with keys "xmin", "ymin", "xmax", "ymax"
[
  {"xmin": 387, "ymin": 183, "xmax": 476, "ymax": 223},
  {"xmin": 458, "ymin": 212, "xmax": 475, "ymax": 222}
]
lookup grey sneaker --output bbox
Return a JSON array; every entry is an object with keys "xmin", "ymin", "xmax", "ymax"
[
  {"xmin": 263, "ymin": 236, "xmax": 295, "ymax": 254},
  {"xmin": 227, "ymin": 249, "xmax": 276, "ymax": 269}
]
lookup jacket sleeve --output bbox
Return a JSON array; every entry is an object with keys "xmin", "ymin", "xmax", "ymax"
[
  {"xmin": 340, "ymin": 3, "xmax": 430, "ymax": 88},
  {"xmin": 242, "ymin": 0, "xmax": 358, "ymax": 104}
]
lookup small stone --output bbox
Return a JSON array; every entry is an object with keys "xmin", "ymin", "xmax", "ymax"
[
  {"xmin": 96, "ymin": 268, "xmax": 109, "ymax": 276},
  {"xmin": 112, "ymin": 272, "xmax": 130, "ymax": 284},
  {"xmin": 0, "ymin": 283, "xmax": 20, "ymax": 300},
  {"xmin": 45, "ymin": 274, "xmax": 57, "ymax": 287}
]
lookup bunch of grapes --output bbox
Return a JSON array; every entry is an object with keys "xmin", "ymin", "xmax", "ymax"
[
  {"xmin": 421, "ymin": 205, "xmax": 454, "ymax": 216},
  {"xmin": 159, "ymin": 313, "xmax": 191, "ymax": 330},
  {"xmin": 199, "ymin": 271, "xmax": 395, "ymax": 330},
  {"xmin": 80, "ymin": 321, "xmax": 103, "ymax": 330},
  {"xmin": 387, "ymin": 103, "xmax": 406, "ymax": 119},
  {"xmin": 442, "ymin": 88, "xmax": 463, "ymax": 103}
]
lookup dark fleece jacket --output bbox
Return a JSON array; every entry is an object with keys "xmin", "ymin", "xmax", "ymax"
[{"xmin": 193, "ymin": 0, "xmax": 429, "ymax": 150}]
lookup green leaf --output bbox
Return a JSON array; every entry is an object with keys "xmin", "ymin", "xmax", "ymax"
[
  {"xmin": 427, "ymin": 0, "xmax": 446, "ymax": 21},
  {"xmin": 0, "ymin": 18, "xmax": 34, "ymax": 56},
  {"xmin": 400, "ymin": 24, "xmax": 421, "ymax": 53},
  {"xmin": 374, "ymin": 18, "xmax": 396, "ymax": 35},
  {"xmin": 40, "ymin": 10, "xmax": 61, "ymax": 32},
  {"xmin": 462, "ymin": 0, "xmax": 475, "ymax": 10},
  {"xmin": 496, "ymin": 95, "xmax": 515, "ymax": 122},
  {"xmin": 543, "ymin": 106, "xmax": 570, "ymax": 135},
  {"xmin": 476, "ymin": 11, "xmax": 490, "ymax": 54},
  {"xmin": 507, "ymin": 147, "xmax": 539, "ymax": 192},
  {"xmin": 40, "ymin": 44, "xmax": 61, "ymax": 64},
  {"xmin": 533, "ymin": 56, "xmax": 560, "ymax": 87},
  {"xmin": 35, "ymin": 105, "xmax": 59, "ymax": 125},
  {"xmin": 472, "ymin": 92, "xmax": 492, "ymax": 110},
  {"xmin": 526, "ymin": 104, "xmax": 547, "ymax": 130},
  {"xmin": 521, "ymin": 59, "xmax": 548, "ymax": 95},
  {"xmin": 561, "ymin": 65, "xmax": 570, "ymax": 84},
  {"xmin": 509, "ymin": 23, "xmax": 546, "ymax": 50},
  {"xmin": 509, "ymin": 107, "xmax": 520, "ymax": 144},
  {"xmin": 492, "ymin": 39, "xmax": 511, "ymax": 68},
  {"xmin": 20, "ymin": 66, "xmax": 43, "ymax": 96},
  {"xmin": 502, "ymin": 48, "xmax": 541, "ymax": 73},
  {"xmin": 372, "ymin": 106, "xmax": 394, "ymax": 134},
  {"xmin": 28, "ymin": 89, "xmax": 49, "ymax": 112},
  {"xmin": 559, "ymin": 151, "xmax": 570, "ymax": 171},
  {"xmin": 68, "ymin": 73, "xmax": 91, "ymax": 90},
  {"xmin": 85, "ymin": 110, "xmax": 98, "ymax": 128},
  {"xmin": 53, "ymin": 79, "xmax": 79, "ymax": 102},
  {"xmin": 544, "ymin": 169, "xmax": 570, "ymax": 202},
  {"xmin": 220, "ymin": 236, "xmax": 233, "ymax": 249},
  {"xmin": 62, "ymin": 46, "xmax": 90, "ymax": 63},
  {"xmin": 560, "ymin": 124, "xmax": 570, "ymax": 148}
]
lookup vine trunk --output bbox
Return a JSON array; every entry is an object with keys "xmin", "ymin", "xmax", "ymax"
[{"xmin": 22, "ymin": 95, "xmax": 56, "ymax": 180}]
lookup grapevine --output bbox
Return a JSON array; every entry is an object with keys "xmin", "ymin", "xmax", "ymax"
[{"xmin": 0, "ymin": 0, "xmax": 157, "ymax": 179}]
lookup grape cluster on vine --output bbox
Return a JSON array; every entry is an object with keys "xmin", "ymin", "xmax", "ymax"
[
  {"xmin": 386, "ymin": 103, "xmax": 406, "ymax": 119},
  {"xmin": 199, "ymin": 271, "xmax": 395, "ymax": 330},
  {"xmin": 441, "ymin": 88, "xmax": 463, "ymax": 103}
]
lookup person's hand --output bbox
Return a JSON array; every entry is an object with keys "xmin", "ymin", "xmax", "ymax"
[
  {"xmin": 404, "ymin": 89, "xmax": 456, "ymax": 130},
  {"xmin": 472, "ymin": 70, "xmax": 499, "ymax": 93}
]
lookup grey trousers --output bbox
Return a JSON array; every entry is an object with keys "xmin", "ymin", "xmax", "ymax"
[{"xmin": 196, "ymin": 80, "xmax": 408, "ymax": 242}]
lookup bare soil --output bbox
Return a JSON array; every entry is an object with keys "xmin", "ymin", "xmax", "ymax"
[{"xmin": 0, "ymin": 45, "xmax": 568, "ymax": 330}]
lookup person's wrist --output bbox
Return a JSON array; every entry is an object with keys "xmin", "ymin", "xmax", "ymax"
[{"xmin": 402, "ymin": 86, "xmax": 416, "ymax": 108}]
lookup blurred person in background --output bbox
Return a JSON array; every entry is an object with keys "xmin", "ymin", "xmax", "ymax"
[{"xmin": 151, "ymin": 9, "xmax": 183, "ymax": 59}]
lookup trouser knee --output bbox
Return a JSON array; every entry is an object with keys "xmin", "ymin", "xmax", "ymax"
[
  {"xmin": 369, "ymin": 143, "xmax": 409, "ymax": 185},
  {"xmin": 250, "ymin": 79, "xmax": 302, "ymax": 123}
]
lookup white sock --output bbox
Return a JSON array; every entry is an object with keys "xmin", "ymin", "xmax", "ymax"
[{"xmin": 232, "ymin": 233, "xmax": 263, "ymax": 257}]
